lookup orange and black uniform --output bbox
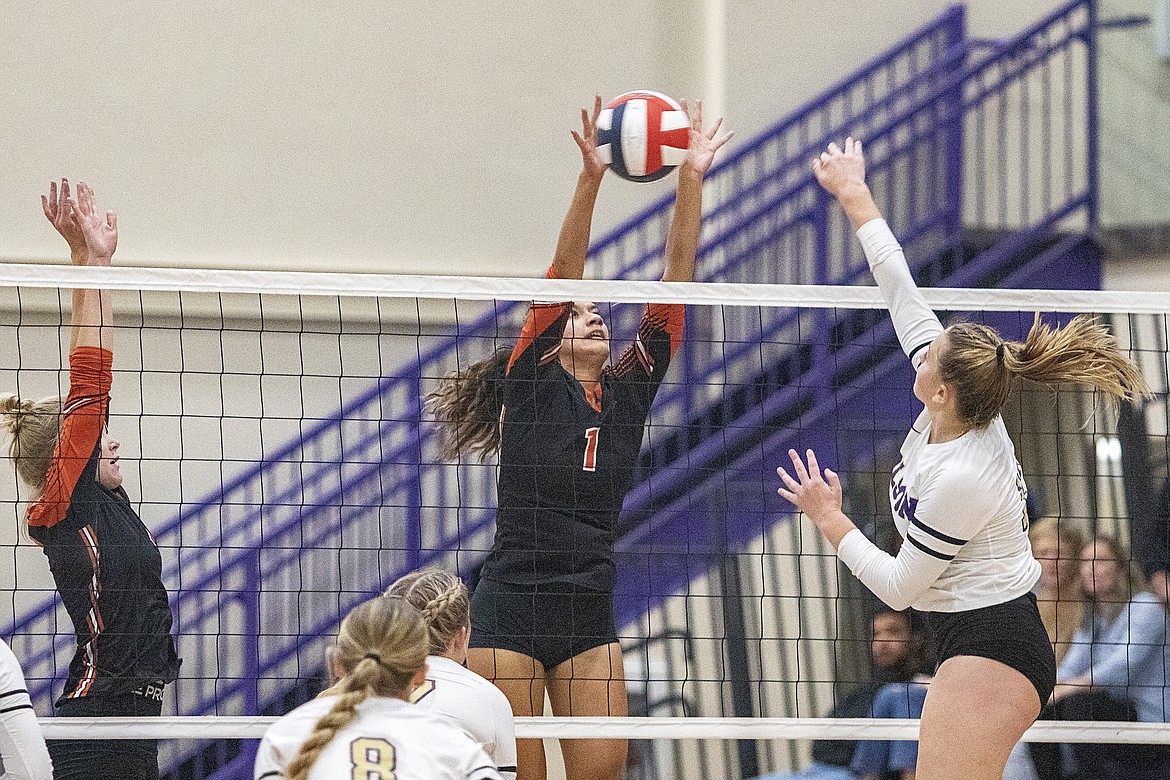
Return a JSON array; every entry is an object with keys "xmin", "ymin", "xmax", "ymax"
[
  {"xmin": 471, "ymin": 270, "xmax": 683, "ymax": 669},
  {"xmin": 27, "ymin": 346, "xmax": 179, "ymax": 780}
]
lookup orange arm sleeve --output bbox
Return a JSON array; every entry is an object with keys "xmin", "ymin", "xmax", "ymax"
[
  {"xmin": 27, "ymin": 347, "xmax": 112, "ymax": 529},
  {"xmin": 507, "ymin": 266, "xmax": 572, "ymax": 375}
]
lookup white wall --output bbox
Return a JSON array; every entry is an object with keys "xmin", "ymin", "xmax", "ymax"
[{"xmin": 3, "ymin": 0, "xmax": 1112, "ymax": 278}]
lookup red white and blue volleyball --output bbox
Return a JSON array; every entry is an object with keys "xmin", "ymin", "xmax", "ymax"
[{"xmin": 597, "ymin": 91, "xmax": 689, "ymax": 182}]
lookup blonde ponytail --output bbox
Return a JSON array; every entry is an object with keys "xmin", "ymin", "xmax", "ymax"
[
  {"xmin": 287, "ymin": 596, "xmax": 428, "ymax": 780},
  {"xmin": 0, "ymin": 393, "xmax": 64, "ymax": 502},
  {"xmin": 941, "ymin": 314, "xmax": 1150, "ymax": 429}
]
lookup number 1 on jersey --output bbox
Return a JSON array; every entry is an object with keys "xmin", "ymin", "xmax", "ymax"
[{"xmin": 583, "ymin": 427, "xmax": 600, "ymax": 472}]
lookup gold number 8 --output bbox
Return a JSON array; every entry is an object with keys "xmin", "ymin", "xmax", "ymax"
[{"xmin": 350, "ymin": 737, "xmax": 397, "ymax": 780}]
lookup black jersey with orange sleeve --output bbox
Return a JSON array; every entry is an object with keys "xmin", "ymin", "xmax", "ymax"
[
  {"xmin": 480, "ymin": 269, "xmax": 684, "ymax": 593},
  {"xmin": 26, "ymin": 347, "xmax": 180, "ymax": 705}
]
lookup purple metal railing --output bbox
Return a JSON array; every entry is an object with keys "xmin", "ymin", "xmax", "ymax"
[{"xmin": 1, "ymin": 2, "xmax": 1100, "ymax": 778}]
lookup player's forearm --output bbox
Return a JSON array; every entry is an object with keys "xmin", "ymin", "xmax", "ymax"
[
  {"xmin": 808, "ymin": 508, "xmax": 857, "ymax": 550},
  {"xmin": 71, "ymin": 287, "xmax": 113, "ymax": 352},
  {"xmin": 856, "ymin": 220, "xmax": 943, "ymax": 359},
  {"xmin": 835, "ymin": 182, "xmax": 882, "ymax": 231},
  {"xmin": 551, "ymin": 171, "xmax": 604, "ymax": 281},
  {"xmin": 661, "ymin": 166, "xmax": 703, "ymax": 282}
]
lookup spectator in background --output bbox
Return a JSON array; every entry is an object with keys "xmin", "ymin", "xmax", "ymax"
[
  {"xmin": 755, "ymin": 608, "xmax": 931, "ymax": 780},
  {"xmin": 850, "ymin": 672, "xmax": 931, "ymax": 780},
  {"xmin": 1028, "ymin": 518, "xmax": 1086, "ymax": 666},
  {"xmin": 1031, "ymin": 534, "xmax": 1170, "ymax": 780}
]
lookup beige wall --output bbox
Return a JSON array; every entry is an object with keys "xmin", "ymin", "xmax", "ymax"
[{"xmin": 7, "ymin": 0, "xmax": 1133, "ymax": 278}]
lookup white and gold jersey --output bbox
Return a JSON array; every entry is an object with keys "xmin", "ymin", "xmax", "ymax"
[
  {"xmin": 411, "ymin": 656, "xmax": 517, "ymax": 780},
  {"xmin": 256, "ymin": 695, "xmax": 502, "ymax": 780}
]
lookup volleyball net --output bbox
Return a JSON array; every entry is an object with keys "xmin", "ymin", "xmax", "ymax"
[{"xmin": 1, "ymin": 264, "xmax": 1168, "ymax": 779}]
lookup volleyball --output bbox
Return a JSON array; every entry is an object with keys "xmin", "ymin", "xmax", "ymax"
[{"xmin": 597, "ymin": 91, "xmax": 690, "ymax": 182}]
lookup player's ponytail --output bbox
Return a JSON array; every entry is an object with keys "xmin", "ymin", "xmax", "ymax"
[
  {"xmin": 287, "ymin": 596, "xmax": 428, "ymax": 780},
  {"xmin": 425, "ymin": 347, "xmax": 510, "ymax": 461},
  {"xmin": 385, "ymin": 568, "xmax": 471, "ymax": 656},
  {"xmin": 941, "ymin": 315, "xmax": 1149, "ymax": 429},
  {"xmin": 0, "ymin": 393, "xmax": 63, "ymax": 503}
]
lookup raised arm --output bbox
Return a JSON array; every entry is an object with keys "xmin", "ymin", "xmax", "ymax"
[
  {"xmin": 661, "ymin": 100, "xmax": 733, "ymax": 282},
  {"xmin": 551, "ymin": 96, "xmax": 609, "ymax": 281},
  {"xmin": 44, "ymin": 180, "xmax": 117, "ymax": 354},
  {"xmin": 813, "ymin": 139, "xmax": 942, "ymax": 364},
  {"xmin": 71, "ymin": 183, "xmax": 117, "ymax": 353},
  {"xmin": 776, "ymin": 447, "xmax": 996, "ymax": 609}
]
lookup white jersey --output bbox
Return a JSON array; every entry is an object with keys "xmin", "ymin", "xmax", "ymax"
[
  {"xmin": 0, "ymin": 638, "xmax": 52, "ymax": 780},
  {"xmin": 835, "ymin": 218, "xmax": 1041, "ymax": 613},
  {"xmin": 255, "ymin": 695, "xmax": 502, "ymax": 780},
  {"xmin": 411, "ymin": 656, "xmax": 517, "ymax": 780}
]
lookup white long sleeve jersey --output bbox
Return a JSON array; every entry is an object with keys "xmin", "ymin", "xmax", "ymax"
[
  {"xmin": 255, "ymin": 695, "xmax": 502, "ymax": 780},
  {"xmin": 835, "ymin": 219, "xmax": 1041, "ymax": 613},
  {"xmin": 0, "ymin": 638, "xmax": 53, "ymax": 780},
  {"xmin": 411, "ymin": 656, "xmax": 517, "ymax": 780}
]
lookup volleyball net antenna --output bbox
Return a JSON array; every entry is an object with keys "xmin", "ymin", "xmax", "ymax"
[{"xmin": 0, "ymin": 264, "xmax": 1168, "ymax": 779}]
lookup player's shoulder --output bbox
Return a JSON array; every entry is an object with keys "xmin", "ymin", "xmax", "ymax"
[
  {"xmin": 262, "ymin": 695, "xmax": 337, "ymax": 750},
  {"xmin": 431, "ymin": 657, "xmax": 509, "ymax": 698}
]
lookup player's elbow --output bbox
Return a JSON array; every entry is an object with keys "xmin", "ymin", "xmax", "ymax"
[
  {"xmin": 881, "ymin": 592, "xmax": 916, "ymax": 612},
  {"xmin": 878, "ymin": 581, "xmax": 929, "ymax": 612}
]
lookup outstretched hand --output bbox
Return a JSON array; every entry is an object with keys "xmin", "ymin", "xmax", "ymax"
[
  {"xmin": 571, "ymin": 95, "xmax": 609, "ymax": 180},
  {"xmin": 680, "ymin": 99, "xmax": 733, "ymax": 177},
  {"xmin": 67, "ymin": 182, "xmax": 118, "ymax": 264},
  {"xmin": 776, "ymin": 448, "xmax": 844, "ymax": 526},
  {"xmin": 812, "ymin": 137, "xmax": 867, "ymax": 199},
  {"xmin": 42, "ymin": 179, "xmax": 88, "ymax": 263}
]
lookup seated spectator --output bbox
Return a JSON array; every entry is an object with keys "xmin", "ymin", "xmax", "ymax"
[
  {"xmin": 1029, "ymin": 518, "xmax": 1086, "ymax": 667},
  {"xmin": 1031, "ymin": 534, "xmax": 1170, "ymax": 780},
  {"xmin": 850, "ymin": 676, "xmax": 930, "ymax": 780},
  {"xmin": 753, "ymin": 608, "xmax": 930, "ymax": 780}
]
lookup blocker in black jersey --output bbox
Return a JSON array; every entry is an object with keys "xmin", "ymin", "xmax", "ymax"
[
  {"xmin": 27, "ymin": 348, "xmax": 180, "ymax": 706},
  {"xmin": 480, "ymin": 292, "xmax": 683, "ymax": 594}
]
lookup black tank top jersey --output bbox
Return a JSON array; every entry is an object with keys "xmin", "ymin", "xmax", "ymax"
[
  {"xmin": 481, "ymin": 298, "xmax": 683, "ymax": 592},
  {"xmin": 27, "ymin": 347, "xmax": 180, "ymax": 704}
]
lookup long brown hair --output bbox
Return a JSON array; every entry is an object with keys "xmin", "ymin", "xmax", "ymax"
[
  {"xmin": 287, "ymin": 596, "xmax": 428, "ymax": 780},
  {"xmin": 0, "ymin": 393, "xmax": 63, "ymax": 505},
  {"xmin": 384, "ymin": 568, "xmax": 470, "ymax": 656},
  {"xmin": 940, "ymin": 314, "xmax": 1149, "ymax": 429},
  {"xmin": 425, "ymin": 347, "xmax": 510, "ymax": 461}
]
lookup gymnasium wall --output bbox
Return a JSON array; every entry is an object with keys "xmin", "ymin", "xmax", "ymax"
[{"xmin": 7, "ymin": 0, "xmax": 1166, "ymax": 279}]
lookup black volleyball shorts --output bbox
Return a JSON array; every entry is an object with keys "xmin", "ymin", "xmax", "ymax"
[
  {"xmin": 928, "ymin": 591, "xmax": 1057, "ymax": 706},
  {"xmin": 469, "ymin": 578, "xmax": 618, "ymax": 670}
]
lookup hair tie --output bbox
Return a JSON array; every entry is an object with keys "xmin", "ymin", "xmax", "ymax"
[
  {"xmin": 363, "ymin": 652, "xmax": 383, "ymax": 665},
  {"xmin": 995, "ymin": 342, "xmax": 1006, "ymax": 365}
]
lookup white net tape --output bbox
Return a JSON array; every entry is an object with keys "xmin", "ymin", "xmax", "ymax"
[
  {"xmin": 2, "ymin": 262, "xmax": 1169, "ymax": 313},
  {"xmin": 38, "ymin": 717, "xmax": 1170, "ymax": 743}
]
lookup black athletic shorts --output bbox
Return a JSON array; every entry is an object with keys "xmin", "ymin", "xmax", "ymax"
[
  {"xmin": 469, "ymin": 578, "xmax": 618, "ymax": 670},
  {"xmin": 928, "ymin": 592, "xmax": 1056, "ymax": 706},
  {"xmin": 48, "ymin": 680, "xmax": 165, "ymax": 780}
]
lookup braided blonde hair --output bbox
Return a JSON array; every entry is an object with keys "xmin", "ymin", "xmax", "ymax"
[
  {"xmin": 941, "ymin": 315, "xmax": 1150, "ymax": 429},
  {"xmin": 287, "ymin": 596, "xmax": 428, "ymax": 780},
  {"xmin": 0, "ymin": 393, "xmax": 64, "ymax": 504},
  {"xmin": 384, "ymin": 568, "xmax": 470, "ymax": 656}
]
